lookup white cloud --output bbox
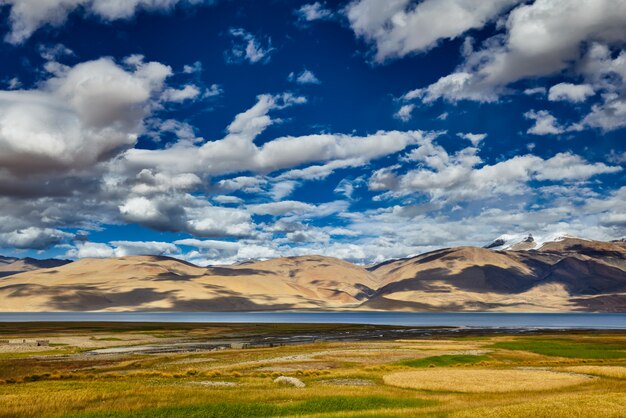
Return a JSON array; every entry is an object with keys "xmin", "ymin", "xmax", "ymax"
[
  {"xmin": 286, "ymin": 228, "xmax": 330, "ymax": 243},
  {"xmin": 524, "ymin": 109, "xmax": 564, "ymax": 135},
  {"xmin": 403, "ymin": 0, "xmax": 626, "ymax": 104},
  {"xmin": 110, "ymin": 240, "xmax": 179, "ymax": 256},
  {"xmin": 288, "ymin": 69, "xmax": 321, "ymax": 85},
  {"xmin": 296, "ymin": 2, "xmax": 333, "ymax": 22},
  {"xmin": 225, "ymin": 28, "xmax": 274, "ymax": 64},
  {"xmin": 212, "ymin": 195, "xmax": 243, "ymax": 205},
  {"xmin": 124, "ymin": 93, "xmax": 438, "ymax": 179},
  {"xmin": 548, "ymin": 83, "xmax": 594, "ymax": 103},
  {"xmin": 334, "ymin": 177, "xmax": 363, "ymax": 199},
  {"xmin": 269, "ymin": 180, "xmax": 298, "ymax": 200},
  {"xmin": 404, "ymin": 72, "xmax": 496, "ymax": 103},
  {"xmin": 1, "ymin": 0, "xmax": 211, "ymax": 44},
  {"xmin": 523, "ymin": 87, "xmax": 546, "ymax": 96},
  {"xmin": 217, "ymin": 176, "xmax": 268, "ymax": 193},
  {"xmin": 345, "ymin": 0, "xmax": 520, "ymax": 62},
  {"xmin": 69, "ymin": 242, "xmax": 116, "ymax": 258},
  {"xmin": 131, "ymin": 169, "xmax": 201, "ymax": 194},
  {"xmin": 119, "ymin": 195, "xmax": 253, "ymax": 237},
  {"xmin": 174, "ymin": 238, "xmax": 239, "ymax": 251},
  {"xmin": 182, "ymin": 61, "xmax": 202, "ymax": 74},
  {"xmin": 276, "ymin": 159, "xmax": 365, "ymax": 181},
  {"xmin": 533, "ymin": 153, "xmax": 623, "ymax": 182},
  {"xmin": 580, "ymin": 95, "xmax": 626, "ymax": 132},
  {"xmin": 457, "ymin": 132, "xmax": 487, "ymax": 146},
  {"xmin": 161, "ymin": 84, "xmax": 201, "ymax": 103},
  {"xmin": 204, "ymin": 83, "xmax": 223, "ymax": 97},
  {"xmin": 39, "ymin": 43, "xmax": 74, "ymax": 61},
  {"xmin": 6, "ymin": 77, "xmax": 21, "ymax": 90},
  {"xmin": 394, "ymin": 104, "xmax": 414, "ymax": 122},
  {"xmin": 247, "ymin": 200, "xmax": 314, "ymax": 216},
  {"xmin": 68, "ymin": 240, "xmax": 179, "ymax": 258},
  {"xmin": 368, "ymin": 135, "xmax": 621, "ymax": 203},
  {"xmin": 0, "ymin": 57, "xmax": 171, "ymax": 175}
]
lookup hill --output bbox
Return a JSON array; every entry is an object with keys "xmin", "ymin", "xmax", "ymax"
[
  {"xmin": 365, "ymin": 238, "xmax": 626, "ymax": 312},
  {"xmin": 0, "ymin": 238, "xmax": 624, "ymax": 312},
  {"xmin": 0, "ymin": 256, "xmax": 71, "ymax": 278},
  {"xmin": 0, "ymin": 255, "xmax": 378, "ymax": 312}
]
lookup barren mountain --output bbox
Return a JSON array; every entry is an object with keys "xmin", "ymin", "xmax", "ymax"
[
  {"xmin": 0, "ymin": 238, "xmax": 624, "ymax": 312},
  {"xmin": 0, "ymin": 255, "xmax": 378, "ymax": 312},
  {"xmin": 365, "ymin": 238, "xmax": 626, "ymax": 312},
  {"xmin": 0, "ymin": 256, "xmax": 71, "ymax": 278}
]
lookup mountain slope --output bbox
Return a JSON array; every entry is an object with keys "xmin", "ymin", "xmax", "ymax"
[
  {"xmin": 0, "ymin": 256, "xmax": 71, "ymax": 278},
  {"xmin": 0, "ymin": 238, "xmax": 624, "ymax": 312},
  {"xmin": 365, "ymin": 238, "xmax": 626, "ymax": 312},
  {"xmin": 0, "ymin": 255, "xmax": 378, "ymax": 312}
]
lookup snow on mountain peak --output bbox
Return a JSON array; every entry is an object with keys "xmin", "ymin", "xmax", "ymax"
[{"xmin": 484, "ymin": 232, "xmax": 582, "ymax": 251}]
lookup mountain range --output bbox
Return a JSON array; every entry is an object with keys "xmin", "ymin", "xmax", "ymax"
[{"xmin": 0, "ymin": 236, "xmax": 624, "ymax": 312}]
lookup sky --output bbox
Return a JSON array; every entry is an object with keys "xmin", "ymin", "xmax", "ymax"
[{"xmin": 0, "ymin": 0, "xmax": 624, "ymax": 265}]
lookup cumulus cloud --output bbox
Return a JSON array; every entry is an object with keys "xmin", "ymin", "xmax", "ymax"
[
  {"xmin": 402, "ymin": 0, "xmax": 626, "ymax": 108},
  {"xmin": 0, "ymin": 56, "xmax": 171, "ymax": 175},
  {"xmin": 1, "ymin": 0, "xmax": 211, "ymax": 44},
  {"xmin": 524, "ymin": 109, "xmax": 564, "ymax": 135},
  {"xmin": 288, "ymin": 69, "xmax": 321, "ymax": 85},
  {"xmin": 368, "ymin": 135, "xmax": 621, "ymax": 203},
  {"xmin": 119, "ymin": 195, "xmax": 253, "ymax": 237},
  {"xmin": 161, "ymin": 84, "xmax": 201, "ymax": 103},
  {"xmin": 345, "ymin": 0, "xmax": 520, "ymax": 62},
  {"xmin": 548, "ymin": 83, "xmax": 594, "ymax": 103},
  {"xmin": 225, "ymin": 28, "xmax": 274, "ymax": 64}
]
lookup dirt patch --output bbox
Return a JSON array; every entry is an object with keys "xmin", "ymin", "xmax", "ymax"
[
  {"xmin": 320, "ymin": 378, "xmax": 374, "ymax": 386},
  {"xmin": 167, "ymin": 357, "xmax": 217, "ymax": 365},
  {"xmin": 190, "ymin": 381, "xmax": 237, "ymax": 387}
]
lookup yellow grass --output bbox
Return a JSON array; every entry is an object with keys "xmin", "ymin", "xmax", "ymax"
[
  {"xmin": 383, "ymin": 368, "xmax": 595, "ymax": 393},
  {"xmin": 451, "ymin": 391, "xmax": 626, "ymax": 417},
  {"xmin": 559, "ymin": 366, "xmax": 626, "ymax": 379},
  {"xmin": 0, "ymin": 324, "xmax": 625, "ymax": 417}
]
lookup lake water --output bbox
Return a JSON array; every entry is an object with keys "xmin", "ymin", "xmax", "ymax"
[{"xmin": 0, "ymin": 312, "xmax": 625, "ymax": 329}]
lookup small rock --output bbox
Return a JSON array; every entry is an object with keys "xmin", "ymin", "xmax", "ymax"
[{"xmin": 273, "ymin": 376, "xmax": 306, "ymax": 388}]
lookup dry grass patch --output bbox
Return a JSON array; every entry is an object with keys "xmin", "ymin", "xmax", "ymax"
[
  {"xmin": 559, "ymin": 366, "xmax": 626, "ymax": 379},
  {"xmin": 383, "ymin": 368, "xmax": 595, "ymax": 393},
  {"xmin": 450, "ymin": 392, "xmax": 626, "ymax": 417}
]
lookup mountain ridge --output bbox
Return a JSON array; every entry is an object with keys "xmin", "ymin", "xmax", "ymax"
[{"xmin": 0, "ymin": 238, "xmax": 624, "ymax": 312}]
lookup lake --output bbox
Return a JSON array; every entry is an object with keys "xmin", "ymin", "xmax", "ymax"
[{"xmin": 0, "ymin": 312, "xmax": 625, "ymax": 329}]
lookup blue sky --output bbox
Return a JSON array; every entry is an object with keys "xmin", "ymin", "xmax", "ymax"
[{"xmin": 0, "ymin": 0, "xmax": 624, "ymax": 265}]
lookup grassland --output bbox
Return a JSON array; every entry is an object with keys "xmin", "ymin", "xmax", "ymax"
[{"xmin": 0, "ymin": 323, "xmax": 625, "ymax": 417}]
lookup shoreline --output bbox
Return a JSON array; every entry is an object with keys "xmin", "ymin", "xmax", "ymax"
[{"xmin": 1, "ymin": 311, "xmax": 625, "ymax": 330}]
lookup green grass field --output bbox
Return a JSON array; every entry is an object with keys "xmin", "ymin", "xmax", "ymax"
[
  {"xmin": 399, "ymin": 354, "xmax": 491, "ymax": 368},
  {"xmin": 0, "ymin": 323, "xmax": 624, "ymax": 417}
]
